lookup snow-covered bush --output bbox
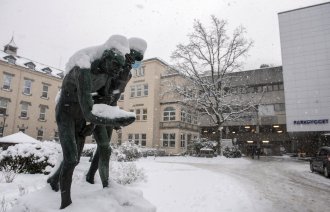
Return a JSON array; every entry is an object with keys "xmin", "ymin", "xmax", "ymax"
[
  {"xmin": 187, "ymin": 138, "xmax": 217, "ymax": 155},
  {"xmin": 0, "ymin": 141, "xmax": 61, "ymax": 174},
  {"xmin": 1, "ymin": 165, "xmax": 17, "ymax": 183},
  {"xmin": 82, "ymin": 143, "xmax": 97, "ymax": 157},
  {"xmin": 110, "ymin": 161, "xmax": 146, "ymax": 185},
  {"xmin": 223, "ymin": 146, "xmax": 242, "ymax": 158},
  {"xmin": 112, "ymin": 141, "xmax": 142, "ymax": 162}
]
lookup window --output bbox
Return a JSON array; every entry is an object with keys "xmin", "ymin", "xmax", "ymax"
[
  {"xmin": 130, "ymin": 84, "xmax": 148, "ymax": 97},
  {"xmin": 39, "ymin": 105, "xmax": 47, "ymax": 121},
  {"xmin": 2, "ymin": 74, "xmax": 13, "ymax": 90},
  {"xmin": 267, "ymin": 85, "xmax": 273, "ymax": 92},
  {"xmin": 137, "ymin": 85, "xmax": 142, "ymax": 96},
  {"xmin": 120, "ymin": 94, "xmax": 124, "ymax": 101},
  {"xmin": 130, "ymin": 108, "xmax": 147, "ymax": 121},
  {"xmin": 54, "ymin": 131, "xmax": 59, "ymax": 142},
  {"xmin": 128, "ymin": 134, "xmax": 133, "ymax": 142},
  {"xmin": 130, "ymin": 86, "xmax": 136, "ymax": 97},
  {"xmin": 273, "ymin": 84, "xmax": 279, "ymax": 91},
  {"xmin": 274, "ymin": 103, "xmax": 285, "ymax": 112},
  {"xmin": 134, "ymin": 134, "xmax": 139, "ymax": 145},
  {"xmin": 132, "ymin": 67, "xmax": 145, "ymax": 77},
  {"xmin": 23, "ymin": 79, "xmax": 32, "ymax": 95},
  {"xmin": 20, "ymin": 102, "xmax": 29, "ymax": 118},
  {"xmin": 279, "ymin": 83, "xmax": 284, "ymax": 90},
  {"xmin": 187, "ymin": 110, "xmax": 192, "ymax": 123},
  {"xmin": 181, "ymin": 109, "xmax": 186, "ymax": 122},
  {"xmin": 136, "ymin": 109, "xmax": 141, "ymax": 121},
  {"xmin": 142, "ymin": 109, "xmax": 148, "ymax": 120},
  {"xmin": 180, "ymin": 134, "xmax": 186, "ymax": 148},
  {"xmin": 41, "ymin": 84, "xmax": 49, "ymax": 98},
  {"xmin": 37, "ymin": 129, "xmax": 43, "ymax": 141},
  {"xmin": 117, "ymin": 132, "xmax": 122, "ymax": 145},
  {"xmin": 0, "ymin": 98, "xmax": 9, "ymax": 115},
  {"xmin": 144, "ymin": 84, "xmax": 148, "ymax": 96},
  {"xmin": 141, "ymin": 134, "xmax": 146, "ymax": 146},
  {"xmin": 163, "ymin": 107, "xmax": 176, "ymax": 121},
  {"xmin": 163, "ymin": 133, "xmax": 175, "ymax": 147}
]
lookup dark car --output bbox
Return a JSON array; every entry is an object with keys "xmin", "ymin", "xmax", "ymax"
[{"xmin": 310, "ymin": 146, "xmax": 330, "ymax": 178}]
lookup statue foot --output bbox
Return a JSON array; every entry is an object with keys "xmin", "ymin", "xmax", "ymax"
[
  {"xmin": 60, "ymin": 199, "xmax": 72, "ymax": 210},
  {"xmin": 102, "ymin": 180, "xmax": 109, "ymax": 188},
  {"xmin": 60, "ymin": 192, "xmax": 72, "ymax": 209},
  {"xmin": 86, "ymin": 175, "xmax": 94, "ymax": 184},
  {"xmin": 47, "ymin": 178, "xmax": 59, "ymax": 192}
]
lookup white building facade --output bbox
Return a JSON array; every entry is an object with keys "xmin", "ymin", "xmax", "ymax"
[{"xmin": 279, "ymin": 2, "xmax": 330, "ymax": 133}]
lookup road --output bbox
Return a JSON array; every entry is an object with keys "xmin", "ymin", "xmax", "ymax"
[{"xmin": 189, "ymin": 157, "xmax": 330, "ymax": 212}]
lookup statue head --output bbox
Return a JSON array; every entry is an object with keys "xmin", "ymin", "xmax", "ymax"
[
  {"xmin": 125, "ymin": 37, "xmax": 147, "ymax": 69},
  {"xmin": 96, "ymin": 49, "xmax": 125, "ymax": 77}
]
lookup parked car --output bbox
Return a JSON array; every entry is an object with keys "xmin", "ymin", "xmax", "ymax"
[{"xmin": 310, "ymin": 146, "xmax": 330, "ymax": 178}]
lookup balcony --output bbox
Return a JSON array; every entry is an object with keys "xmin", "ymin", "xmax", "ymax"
[{"xmin": 160, "ymin": 121, "xmax": 199, "ymax": 131}]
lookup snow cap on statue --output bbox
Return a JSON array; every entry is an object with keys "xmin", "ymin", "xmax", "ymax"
[{"xmin": 129, "ymin": 37, "xmax": 147, "ymax": 54}]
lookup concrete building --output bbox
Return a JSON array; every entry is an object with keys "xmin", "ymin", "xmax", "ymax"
[
  {"xmin": 0, "ymin": 38, "xmax": 63, "ymax": 141},
  {"xmin": 199, "ymin": 66, "xmax": 289, "ymax": 155},
  {"xmin": 279, "ymin": 2, "xmax": 330, "ymax": 153},
  {"xmin": 113, "ymin": 58, "xmax": 200, "ymax": 154}
]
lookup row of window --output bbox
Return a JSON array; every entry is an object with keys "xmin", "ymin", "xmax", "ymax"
[
  {"xmin": 0, "ymin": 127, "xmax": 59, "ymax": 141},
  {"xmin": 163, "ymin": 133, "xmax": 198, "ymax": 148},
  {"xmin": 130, "ymin": 84, "xmax": 148, "ymax": 97},
  {"xmin": 129, "ymin": 108, "xmax": 148, "ymax": 121},
  {"xmin": 2, "ymin": 73, "xmax": 51, "ymax": 98},
  {"xmin": 128, "ymin": 133, "xmax": 147, "ymax": 146},
  {"xmin": 163, "ymin": 107, "xmax": 198, "ymax": 124},
  {"xmin": 121, "ymin": 132, "xmax": 198, "ymax": 148},
  {"xmin": 229, "ymin": 83, "xmax": 284, "ymax": 94},
  {"xmin": 0, "ymin": 98, "xmax": 48, "ymax": 121}
]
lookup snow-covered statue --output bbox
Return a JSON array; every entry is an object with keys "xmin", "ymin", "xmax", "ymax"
[
  {"xmin": 85, "ymin": 37, "xmax": 147, "ymax": 185},
  {"xmin": 49, "ymin": 35, "xmax": 141, "ymax": 209}
]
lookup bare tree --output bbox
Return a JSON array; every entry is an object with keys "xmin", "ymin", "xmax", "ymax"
[{"xmin": 171, "ymin": 15, "xmax": 258, "ymax": 154}]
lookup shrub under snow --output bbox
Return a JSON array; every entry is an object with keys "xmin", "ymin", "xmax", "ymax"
[{"xmin": 0, "ymin": 141, "xmax": 61, "ymax": 175}]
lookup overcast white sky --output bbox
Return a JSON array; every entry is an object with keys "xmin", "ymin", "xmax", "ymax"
[{"xmin": 0, "ymin": 0, "xmax": 327, "ymax": 71}]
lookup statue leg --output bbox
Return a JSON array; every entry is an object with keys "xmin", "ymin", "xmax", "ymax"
[
  {"xmin": 93, "ymin": 126, "xmax": 112, "ymax": 188},
  {"xmin": 47, "ymin": 162, "xmax": 62, "ymax": 191},
  {"xmin": 86, "ymin": 145, "xmax": 100, "ymax": 184},
  {"xmin": 58, "ymin": 117, "xmax": 78, "ymax": 209}
]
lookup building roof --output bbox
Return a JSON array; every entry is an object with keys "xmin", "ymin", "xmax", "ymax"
[
  {"xmin": 0, "ymin": 131, "xmax": 39, "ymax": 144},
  {"xmin": 278, "ymin": 1, "xmax": 330, "ymax": 15},
  {"xmin": 0, "ymin": 50, "xmax": 64, "ymax": 79}
]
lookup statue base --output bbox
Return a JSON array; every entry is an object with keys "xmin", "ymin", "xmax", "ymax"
[{"xmin": 9, "ymin": 180, "xmax": 156, "ymax": 212}]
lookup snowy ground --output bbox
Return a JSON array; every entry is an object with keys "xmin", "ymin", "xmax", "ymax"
[{"xmin": 1, "ymin": 156, "xmax": 330, "ymax": 212}]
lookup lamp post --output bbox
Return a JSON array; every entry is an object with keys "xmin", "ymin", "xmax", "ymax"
[{"xmin": 0, "ymin": 115, "xmax": 8, "ymax": 137}]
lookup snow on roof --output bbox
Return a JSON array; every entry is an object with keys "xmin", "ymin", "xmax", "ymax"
[
  {"xmin": 0, "ymin": 131, "xmax": 39, "ymax": 144},
  {"xmin": 65, "ymin": 35, "xmax": 130, "ymax": 75},
  {"xmin": 0, "ymin": 50, "xmax": 63, "ymax": 79},
  {"xmin": 129, "ymin": 37, "xmax": 147, "ymax": 54}
]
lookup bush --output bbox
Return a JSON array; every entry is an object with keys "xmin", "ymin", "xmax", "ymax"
[
  {"xmin": 112, "ymin": 141, "xmax": 142, "ymax": 162},
  {"xmin": 82, "ymin": 144, "xmax": 97, "ymax": 157},
  {"xmin": 110, "ymin": 162, "xmax": 146, "ymax": 185},
  {"xmin": 0, "ymin": 141, "xmax": 61, "ymax": 174},
  {"xmin": 223, "ymin": 146, "xmax": 242, "ymax": 158}
]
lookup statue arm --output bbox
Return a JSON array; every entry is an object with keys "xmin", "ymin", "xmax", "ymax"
[{"xmin": 75, "ymin": 68, "xmax": 135, "ymax": 126}]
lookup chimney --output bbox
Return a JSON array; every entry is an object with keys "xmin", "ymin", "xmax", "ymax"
[{"xmin": 4, "ymin": 37, "xmax": 18, "ymax": 56}]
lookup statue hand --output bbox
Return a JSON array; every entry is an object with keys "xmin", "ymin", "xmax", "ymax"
[{"xmin": 113, "ymin": 116, "xmax": 135, "ymax": 127}]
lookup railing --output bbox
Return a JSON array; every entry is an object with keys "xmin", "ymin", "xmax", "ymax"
[{"xmin": 160, "ymin": 121, "xmax": 199, "ymax": 131}]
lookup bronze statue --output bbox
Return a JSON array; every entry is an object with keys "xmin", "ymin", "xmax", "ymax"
[
  {"xmin": 47, "ymin": 36, "xmax": 146, "ymax": 209},
  {"xmin": 85, "ymin": 37, "xmax": 147, "ymax": 185}
]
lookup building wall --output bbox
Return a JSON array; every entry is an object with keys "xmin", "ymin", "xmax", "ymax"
[
  {"xmin": 112, "ymin": 58, "xmax": 200, "ymax": 154},
  {"xmin": 279, "ymin": 2, "xmax": 330, "ymax": 132},
  {"xmin": 0, "ymin": 58, "xmax": 62, "ymax": 141}
]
